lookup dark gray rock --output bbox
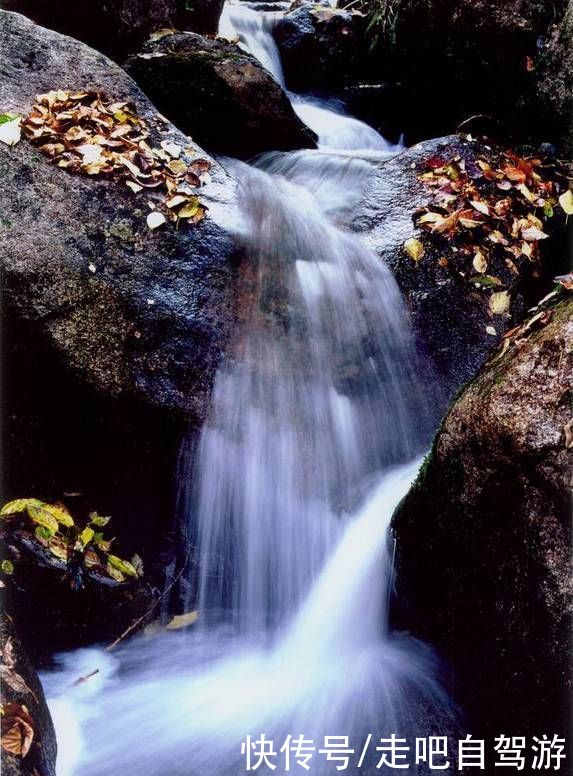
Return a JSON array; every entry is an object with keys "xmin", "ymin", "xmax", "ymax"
[
  {"xmin": 0, "ymin": 0, "xmax": 179, "ymax": 59},
  {"xmin": 359, "ymin": 0, "xmax": 570, "ymax": 149},
  {"xmin": 178, "ymin": 0, "xmax": 226, "ymax": 35},
  {"xmin": 536, "ymin": 0, "xmax": 573, "ymax": 157},
  {"xmin": 350, "ymin": 135, "xmax": 557, "ymax": 398},
  {"xmin": 392, "ymin": 297, "xmax": 573, "ymax": 739},
  {"xmin": 272, "ymin": 6, "xmax": 363, "ymax": 91},
  {"xmin": 0, "ymin": 0, "xmax": 225, "ymax": 58},
  {"xmin": 0, "ymin": 10, "xmax": 240, "ymax": 422},
  {"xmin": 1, "ymin": 613, "xmax": 57, "ymax": 776},
  {"xmin": 126, "ymin": 32, "xmax": 317, "ymax": 158}
]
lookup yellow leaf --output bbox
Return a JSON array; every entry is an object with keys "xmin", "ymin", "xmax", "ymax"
[
  {"xmin": 558, "ymin": 189, "xmax": 573, "ymax": 215},
  {"xmin": 42, "ymin": 503, "xmax": 74, "ymax": 527},
  {"xmin": 0, "ymin": 499, "xmax": 44, "ymax": 517},
  {"xmin": 27, "ymin": 505, "xmax": 59, "ymax": 535},
  {"xmin": 403, "ymin": 238, "xmax": 424, "ymax": 262},
  {"xmin": 166, "ymin": 611, "xmax": 199, "ymax": 630},
  {"xmin": 472, "ymin": 250, "xmax": 488, "ymax": 274},
  {"xmin": 47, "ymin": 540, "xmax": 69, "ymax": 561},
  {"xmin": 148, "ymin": 27, "xmax": 177, "ymax": 42},
  {"xmin": 79, "ymin": 526, "xmax": 95, "ymax": 547},
  {"xmin": 489, "ymin": 290, "xmax": 510, "ymax": 315},
  {"xmin": 107, "ymin": 554, "xmax": 138, "ymax": 578},
  {"xmin": 106, "ymin": 564, "xmax": 125, "ymax": 583}
]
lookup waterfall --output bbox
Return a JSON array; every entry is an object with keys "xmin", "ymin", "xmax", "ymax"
[{"xmin": 41, "ymin": 5, "xmax": 458, "ymax": 775}]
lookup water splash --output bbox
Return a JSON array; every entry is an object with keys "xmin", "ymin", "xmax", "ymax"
[{"xmin": 43, "ymin": 462, "xmax": 456, "ymax": 776}]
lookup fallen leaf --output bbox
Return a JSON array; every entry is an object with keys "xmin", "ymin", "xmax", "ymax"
[
  {"xmin": 79, "ymin": 526, "xmax": 94, "ymax": 547},
  {"xmin": 27, "ymin": 505, "xmax": 59, "ymax": 536},
  {"xmin": 107, "ymin": 554, "xmax": 138, "ymax": 578},
  {"xmin": 521, "ymin": 226, "xmax": 548, "ymax": 241},
  {"xmin": 489, "ymin": 290, "xmax": 510, "ymax": 315},
  {"xmin": 403, "ymin": 238, "xmax": 424, "ymax": 262},
  {"xmin": 472, "ymin": 250, "xmax": 488, "ymax": 273},
  {"xmin": 160, "ymin": 140, "xmax": 182, "ymax": 159},
  {"xmin": 470, "ymin": 200, "xmax": 490, "ymax": 216},
  {"xmin": 148, "ymin": 27, "xmax": 177, "ymax": 42},
  {"xmin": 166, "ymin": 611, "xmax": 199, "ymax": 630},
  {"xmin": 165, "ymin": 194, "xmax": 188, "ymax": 209},
  {"xmin": 1, "ymin": 704, "xmax": 34, "ymax": 758},
  {"xmin": 554, "ymin": 272, "xmax": 573, "ymax": 290},
  {"xmin": 558, "ymin": 189, "xmax": 573, "ymax": 215},
  {"xmin": 434, "ymin": 209, "xmax": 461, "ymax": 234},
  {"xmin": 147, "ymin": 211, "xmax": 166, "ymax": 230},
  {"xmin": 563, "ymin": 419, "xmax": 573, "ymax": 449},
  {"xmin": 130, "ymin": 553, "xmax": 144, "ymax": 576},
  {"xmin": 0, "ymin": 116, "xmax": 21, "ymax": 146}
]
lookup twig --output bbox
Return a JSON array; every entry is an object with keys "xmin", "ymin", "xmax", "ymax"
[
  {"xmin": 105, "ymin": 550, "xmax": 191, "ymax": 652},
  {"xmin": 68, "ymin": 668, "xmax": 99, "ymax": 688}
]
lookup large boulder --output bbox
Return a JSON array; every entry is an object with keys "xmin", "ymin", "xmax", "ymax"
[
  {"xmin": 1, "ymin": 613, "xmax": 57, "ymax": 776},
  {"xmin": 0, "ymin": 10, "xmax": 239, "ymax": 422},
  {"xmin": 126, "ymin": 32, "xmax": 317, "ymax": 158},
  {"xmin": 0, "ymin": 0, "xmax": 225, "ymax": 59},
  {"xmin": 0, "ymin": 12, "xmax": 240, "ymax": 558},
  {"xmin": 272, "ymin": 6, "xmax": 364, "ymax": 91},
  {"xmin": 351, "ymin": 135, "xmax": 564, "ymax": 397},
  {"xmin": 392, "ymin": 297, "xmax": 573, "ymax": 738}
]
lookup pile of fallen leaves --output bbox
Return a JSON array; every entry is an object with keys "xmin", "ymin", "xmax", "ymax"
[
  {"xmin": 19, "ymin": 89, "xmax": 210, "ymax": 230},
  {"xmin": 0, "ymin": 498, "xmax": 143, "ymax": 587},
  {"xmin": 403, "ymin": 142, "xmax": 573, "ymax": 318},
  {"xmin": 488, "ymin": 275, "xmax": 572, "ymax": 363}
]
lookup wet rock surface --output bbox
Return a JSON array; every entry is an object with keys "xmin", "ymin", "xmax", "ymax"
[
  {"xmin": 392, "ymin": 297, "xmax": 573, "ymax": 739},
  {"xmin": 1, "ymin": 614, "xmax": 57, "ymax": 776},
  {"xmin": 0, "ymin": 11, "xmax": 240, "ymax": 422},
  {"xmin": 350, "ymin": 135, "xmax": 562, "ymax": 398},
  {"xmin": 126, "ymin": 31, "xmax": 317, "ymax": 158},
  {"xmin": 273, "ymin": 6, "xmax": 363, "ymax": 91}
]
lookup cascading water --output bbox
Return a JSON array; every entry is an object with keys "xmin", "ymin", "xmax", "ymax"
[{"xmin": 41, "ymin": 5, "xmax": 458, "ymax": 775}]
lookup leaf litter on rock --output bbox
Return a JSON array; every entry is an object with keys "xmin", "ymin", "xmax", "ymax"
[
  {"xmin": 21, "ymin": 90, "xmax": 210, "ymax": 230},
  {"xmin": 405, "ymin": 140, "xmax": 570, "ymax": 319}
]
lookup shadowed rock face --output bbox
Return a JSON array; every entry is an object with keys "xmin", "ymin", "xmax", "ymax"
[
  {"xmin": 392, "ymin": 298, "xmax": 573, "ymax": 740},
  {"xmin": 536, "ymin": 0, "xmax": 573, "ymax": 157},
  {"xmin": 125, "ymin": 32, "xmax": 317, "ymax": 159},
  {"xmin": 350, "ymin": 135, "xmax": 563, "ymax": 399},
  {"xmin": 1, "ymin": 614, "xmax": 57, "ymax": 776},
  {"xmin": 0, "ymin": 0, "xmax": 225, "ymax": 58},
  {"xmin": 356, "ymin": 0, "xmax": 570, "ymax": 150}
]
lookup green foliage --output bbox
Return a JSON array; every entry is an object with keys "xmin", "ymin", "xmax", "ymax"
[
  {"xmin": 0, "ymin": 498, "xmax": 143, "ymax": 585},
  {"xmin": 364, "ymin": 0, "xmax": 403, "ymax": 51}
]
